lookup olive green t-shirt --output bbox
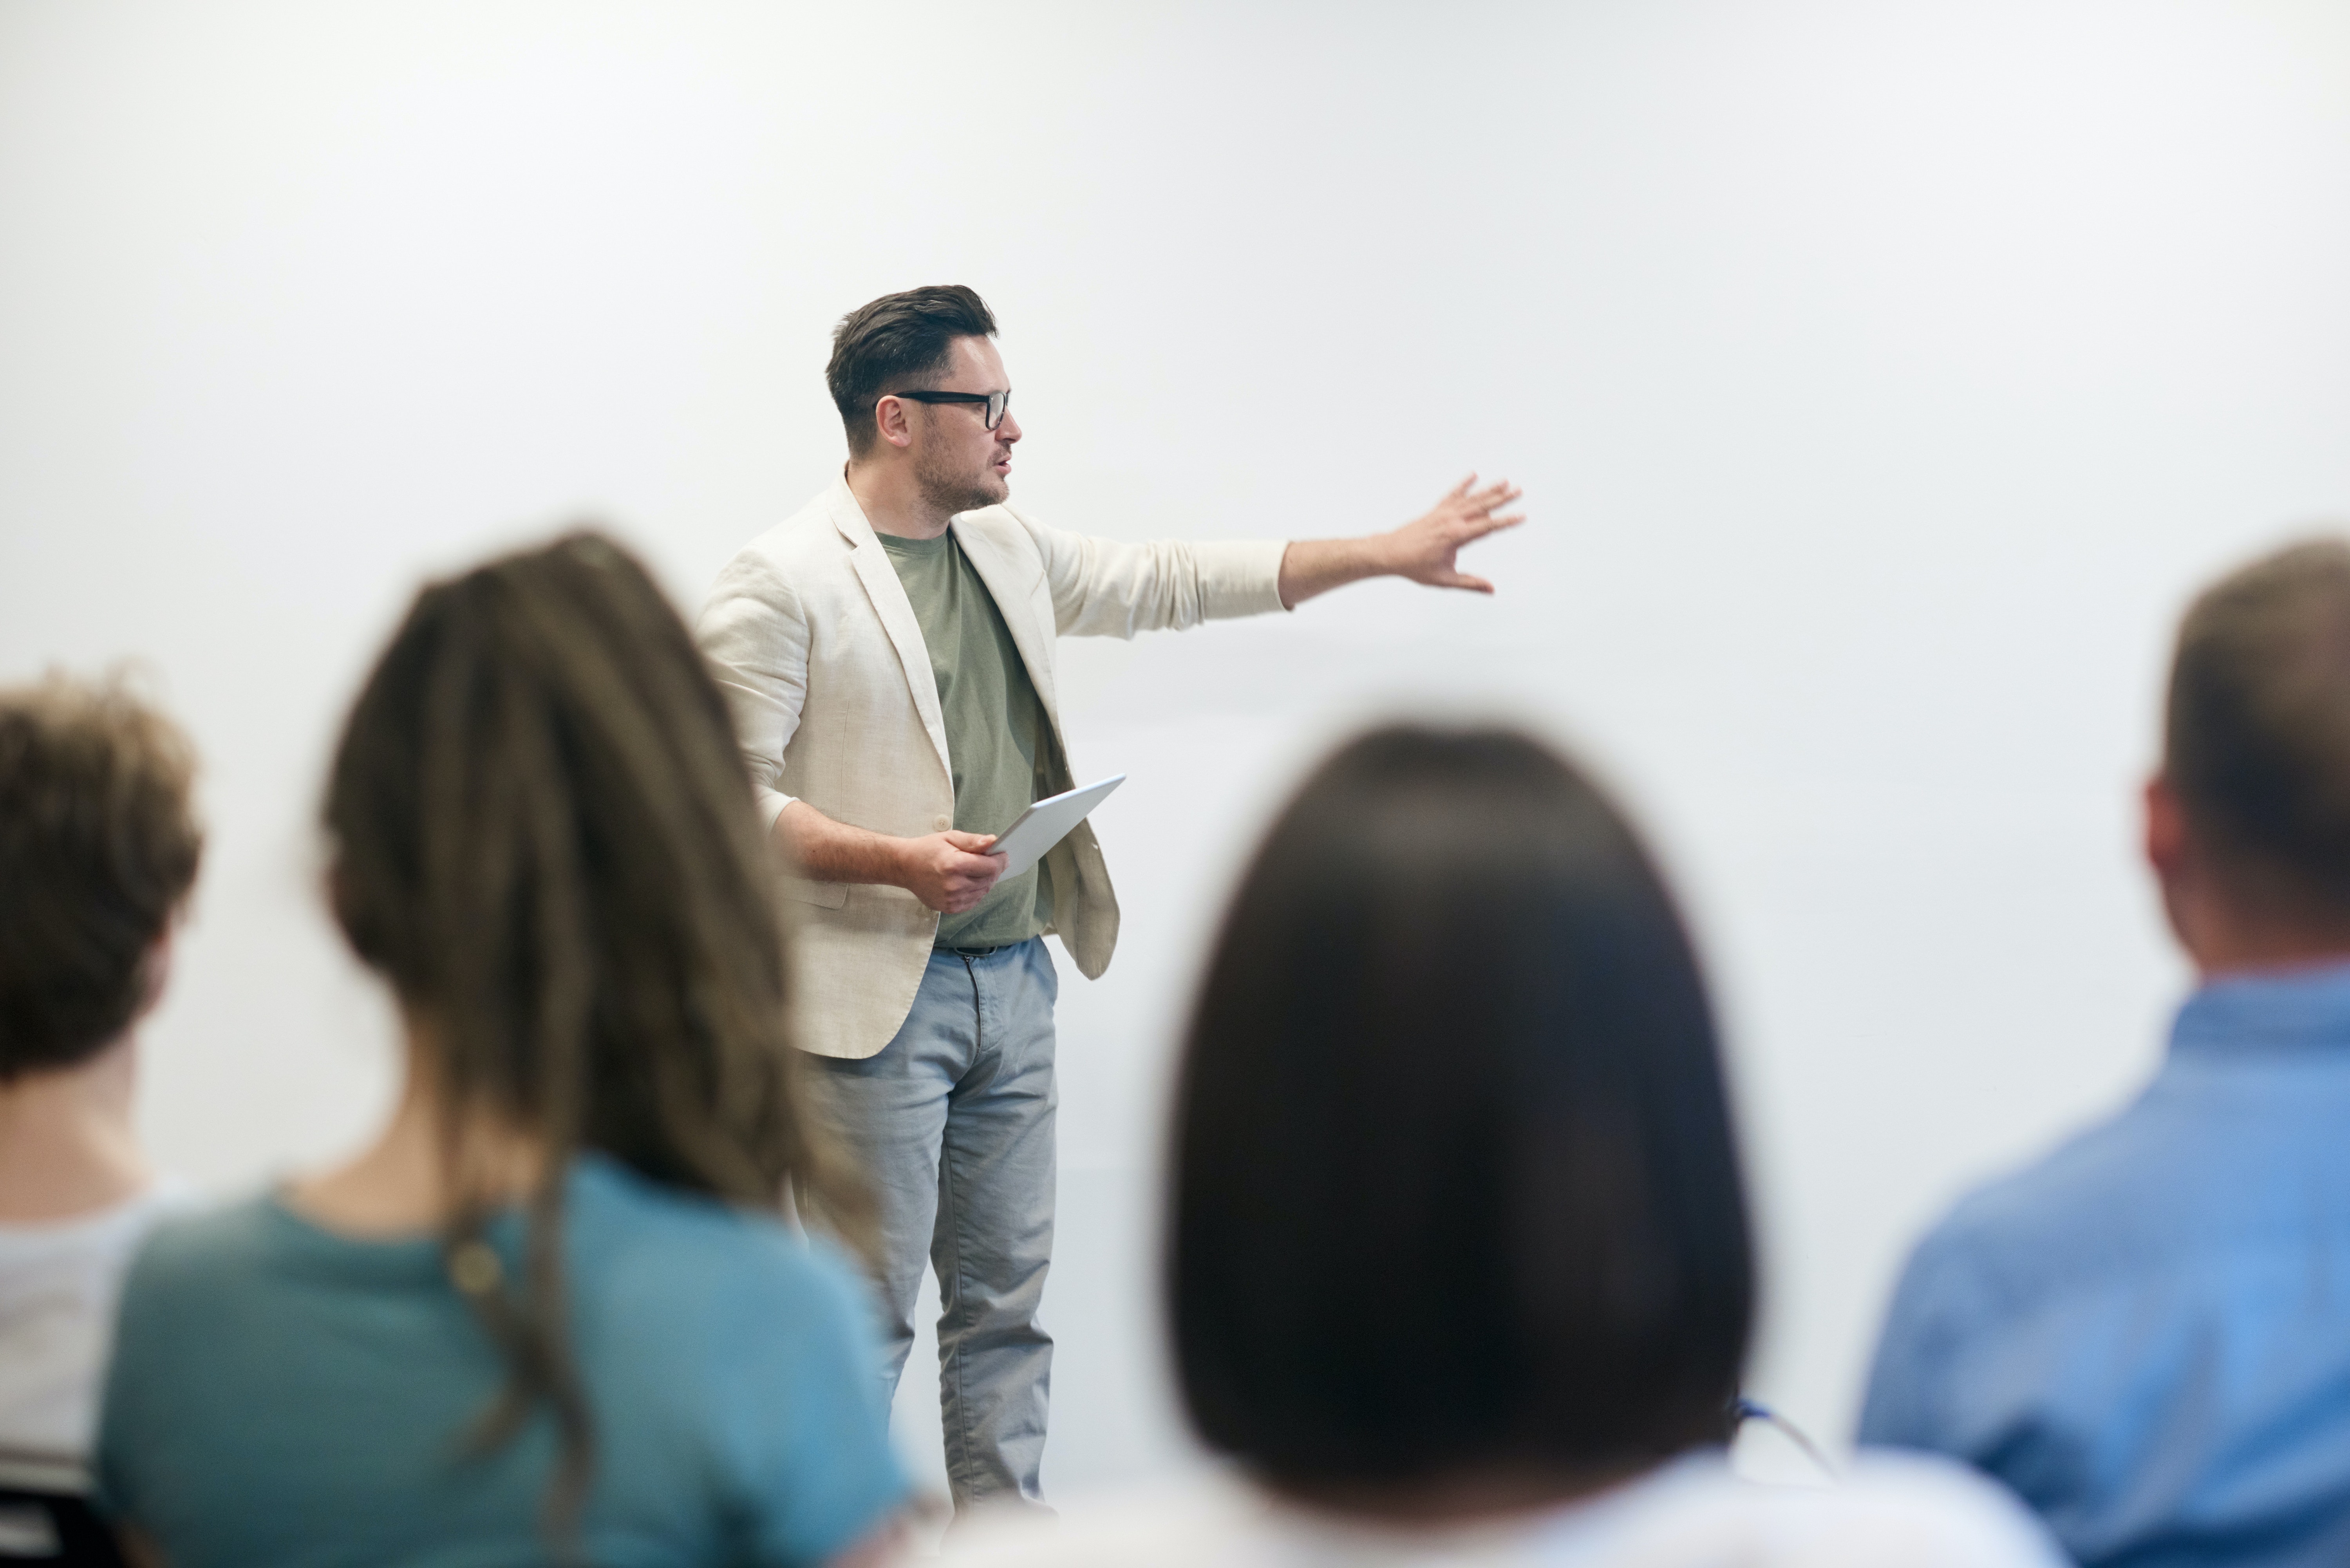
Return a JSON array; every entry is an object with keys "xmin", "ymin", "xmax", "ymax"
[{"xmin": 877, "ymin": 530, "xmax": 1054, "ymax": 950}]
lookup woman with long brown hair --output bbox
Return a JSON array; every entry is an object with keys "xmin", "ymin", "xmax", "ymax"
[{"xmin": 95, "ymin": 534, "xmax": 907, "ymax": 1566}]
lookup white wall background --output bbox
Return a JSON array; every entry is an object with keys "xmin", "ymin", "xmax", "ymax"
[{"xmin": 7, "ymin": 0, "xmax": 2350, "ymax": 1505}]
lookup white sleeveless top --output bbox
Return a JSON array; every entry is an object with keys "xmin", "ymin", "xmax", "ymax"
[{"xmin": 0, "ymin": 1182, "xmax": 188, "ymax": 1487}]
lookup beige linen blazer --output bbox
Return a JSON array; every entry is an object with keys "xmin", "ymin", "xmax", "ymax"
[{"xmin": 697, "ymin": 477, "xmax": 1288, "ymax": 1060}]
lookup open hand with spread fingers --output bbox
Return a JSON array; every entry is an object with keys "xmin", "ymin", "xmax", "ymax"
[
  {"xmin": 1274, "ymin": 473, "xmax": 1528, "ymax": 608},
  {"xmin": 1384, "ymin": 475, "xmax": 1526, "ymax": 594}
]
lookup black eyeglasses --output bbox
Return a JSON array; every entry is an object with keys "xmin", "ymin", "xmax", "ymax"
[{"xmin": 887, "ymin": 388, "xmax": 1011, "ymax": 430}]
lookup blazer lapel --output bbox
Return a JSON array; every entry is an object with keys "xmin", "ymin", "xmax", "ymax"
[
  {"xmin": 830, "ymin": 484, "xmax": 954, "ymax": 788},
  {"xmin": 951, "ymin": 512, "xmax": 1061, "ymax": 730}
]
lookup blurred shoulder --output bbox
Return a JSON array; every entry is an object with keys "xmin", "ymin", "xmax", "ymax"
[
  {"xmin": 122, "ymin": 1194, "xmax": 282, "ymax": 1289},
  {"xmin": 1603, "ymin": 1452, "xmax": 2061, "ymax": 1567},
  {"xmin": 1894, "ymin": 1093, "xmax": 2171, "ymax": 1312},
  {"xmin": 109, "ymin": 1194, "xmax": 290, "ymax": 1348},
  {"xmin": 942, "ymin": 1458, "xmax": 2058, "ymax": 1568}
]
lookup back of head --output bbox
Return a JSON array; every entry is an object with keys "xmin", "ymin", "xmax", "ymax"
[
  {"xmin": 1171, "ymin": 726, "xmax": 1752, "ymax": 1492},
  {"xmin": 0, "ymin": 674, "xmax": 201, "ymax": 1083},
  {"xmin": 326, "ymin": 531, "xmax": 823, "ymax": 1206},
  {"xmin": 326, "ymin": 530, "xmax": 851, "ymax": 1526},
  {"xmin": 826, "ymin": 284, "xmax": 997, "ymax": 457},
  {"xmin": 2167, "ymin": 538, "xmax": 2350, "ymax": 925}
]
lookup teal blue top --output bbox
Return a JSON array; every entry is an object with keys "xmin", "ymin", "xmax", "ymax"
[{"xmin": 96, "ymin": 1155, "xmax": 906, "ymax": 1568}]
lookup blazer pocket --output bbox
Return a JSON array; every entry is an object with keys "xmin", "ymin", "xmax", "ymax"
[{"xmin": 779, "ymin": 876, "xmax": 851, "ymax": 910}]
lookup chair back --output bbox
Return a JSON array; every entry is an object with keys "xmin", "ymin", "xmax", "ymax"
[{"xmin": 0, "ymin": 1449, "xmax": 128, "ymax": 1567}]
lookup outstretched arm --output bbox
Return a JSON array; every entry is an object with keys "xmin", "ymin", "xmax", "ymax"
[{"xmin": 1277, "ymin": 476, "xmax": 1525, "ymax": 610}]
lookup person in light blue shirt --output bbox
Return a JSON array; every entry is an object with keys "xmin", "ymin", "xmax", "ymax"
[
  {"xmin": 1861, "ymin": 538, "xmax": 2350, "ymax": 1568},
  {"xmin": 96, "ymin": 534, "xmax": 908, "ymax": 1567}
]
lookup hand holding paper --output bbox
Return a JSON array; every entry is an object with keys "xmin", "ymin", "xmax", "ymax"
[{"xmin": 987, "ymin": 776, "xmax": 1126, "ymax": 882}]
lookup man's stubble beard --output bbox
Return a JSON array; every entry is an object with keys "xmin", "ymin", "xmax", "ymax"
[{"xmin": 913, "ymin": 444, "xmax": 1007, "ymax": 517}]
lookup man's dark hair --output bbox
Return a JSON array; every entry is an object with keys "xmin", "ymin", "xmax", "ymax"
[
  {"xmin": 1170, "ymin": 725, "xmax": 1753, "ymax": 1492},
  {"xmin": 825, "ymin": 284, "xmax": 998, "ymax": 456},
  {"xmin": 0, "ymin": 674, "xmax": 202, "ymax": 1081},
  {"xmin": 2167, "ymin": 537, "xmax": 2350, "ymax": 921}
]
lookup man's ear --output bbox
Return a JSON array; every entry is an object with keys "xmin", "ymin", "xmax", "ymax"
[
  {"xmin": 872, "ymin": 394, "xmax": 915, "ymax": 451},
  {"xmin": 2145, "ymin": 772, "xmax": 2217, "ymax": 964},
  {"xmin": 2145, "ymin": 773, "xmax": 2187, "ymax": 877}
]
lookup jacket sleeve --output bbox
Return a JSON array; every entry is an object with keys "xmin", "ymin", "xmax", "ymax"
[
  {"xmin": 1018, "ymin": 511, "xmax": 1290, "ymax": 638},
  {"xmin": 695, "ymin": 550, "xmax": 811, "ymax": 835}
]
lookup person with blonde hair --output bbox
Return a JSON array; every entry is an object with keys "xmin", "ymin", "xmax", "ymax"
[
  {"xmin": 97, "ymin": 534, "xmax": 907, "ymax": 1567},
  {"xmin": 0, "ymin": 675, "xmax": 200, "ymax": 1559}
]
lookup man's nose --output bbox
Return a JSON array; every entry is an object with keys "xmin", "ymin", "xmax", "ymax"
[{"xmin": 998, "ymin": 411, "xmax": 1022, "ymax": 443}]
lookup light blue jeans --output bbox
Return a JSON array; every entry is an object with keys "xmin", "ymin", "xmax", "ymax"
[{"xmin": 804, "ymin": 938, "xmax": 1058, "ymax": 1511}]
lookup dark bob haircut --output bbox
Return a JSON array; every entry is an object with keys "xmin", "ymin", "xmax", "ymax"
[
  {"xmin": 1170, "ymin": 725, "xmax": 1753, "ymax": 1490},
  {"xmin": 824, "ymin": 284, "xmax": 997, "ymax": 457}
]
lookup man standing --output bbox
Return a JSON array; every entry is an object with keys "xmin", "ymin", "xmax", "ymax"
[
  {"xmin": 1860, "ymin": 539, "xmax": 2350, "ymax": 1566},
  {"xmin": 696, "ymin": 285, "xmax": 1520, "ymax": 1511}
]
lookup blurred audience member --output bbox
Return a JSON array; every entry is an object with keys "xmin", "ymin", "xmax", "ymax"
[
  {"xmin": 0, "ymin": 675, "xmax": 198, "ymax": 1512},
  {"xmin": 96, "ymin": 535, "xmax": 907, "ymax": 1567},
  {"xmin": 952, "ymin": 725, "xmax": 2059, "ymax": 1567},
  {"xmin": 1862, "ymin": 539, "xmax": 2350, "ymax": 1566}
]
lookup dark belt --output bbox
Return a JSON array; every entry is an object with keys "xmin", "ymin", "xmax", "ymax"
[{"xmin": 940, "ymin": 943, "xmax": 1014, "ymax": 958}]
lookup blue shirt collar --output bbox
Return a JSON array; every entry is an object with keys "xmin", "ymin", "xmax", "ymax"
[{"xmin": 2172, "ymin": 959, "xmax": 2350, "ymax": 1057}]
